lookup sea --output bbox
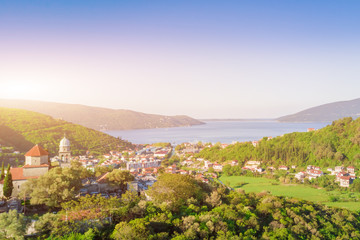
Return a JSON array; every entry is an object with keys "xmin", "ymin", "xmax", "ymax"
[{"xmin": 104, "ymin": 120, "xmax": 331, "ymax": 145}]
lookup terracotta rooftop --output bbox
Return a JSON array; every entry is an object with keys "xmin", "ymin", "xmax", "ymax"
[
  {"xmin": 9, "ymin": 168, "xmax": 39, "ymax": 181},
  {"xmin": 25, "ymin": 144, "xmax": 49, "ymax": 157}
]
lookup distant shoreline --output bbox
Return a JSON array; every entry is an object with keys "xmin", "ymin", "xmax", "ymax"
[{"xmin": 199, "ymin": 118, "xmax": 275, "ymax": 122}]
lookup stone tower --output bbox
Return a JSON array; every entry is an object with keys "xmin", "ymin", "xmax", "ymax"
[{"xmin": 59, "ymin": 135, "xmax": 71, "ymax": 162}]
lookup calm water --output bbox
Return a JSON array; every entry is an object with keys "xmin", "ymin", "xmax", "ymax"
[{"xmin": 104, "ymin": 121, "xmax": 330, "ymax": 144}]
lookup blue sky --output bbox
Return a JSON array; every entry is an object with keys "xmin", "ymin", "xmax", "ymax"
[{"xmin": 1, "ymin": 1, "xmax": 360, "ymax": 118}]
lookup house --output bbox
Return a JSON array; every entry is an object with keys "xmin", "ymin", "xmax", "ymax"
[
  {"xmin": 347, "ymin": 166, "xmax": 355, "ymax": 174},
  {"xmin": 252, "ymin": 141, "xmax": 259, "ymax": 147},
  {"xmin": 334, "ymin": 166, "xmax": 344, "ymax": 173},
  {"xmin": 308, "ymin": 170, "xmax": 323, "ymax": 179},
  {"xmin": 154, "ymin": 151, "xmax": 168, "ymax": 158},
  {"xmin": 165, "ymin": 165, "xmax": 177, "ymax": 174},
  {"xmin": 295, "ymin": 172, "xmax": 306, "ymax": 181},
  {"xmin": 339, "ymin": 176, "xmax": 353, "ymax": 187},
  {"xmin": 204, "ymin": 161, "xmax": 213, "ymax": 169},
  {"xmin": 231, "ymin": 160, "xmax": 239, "ymax": 166},
  {"xmin": 213, "ymin": 163, "xmax": 223, "ymax": 172},
  {"xmin": 255, "ymin": 167, "xmax": 265, "ymax": 173},
  {"xmin": 307, "ymin": 128, "xmax": 315, "ymax": 132},
  {"xmin": 336, "ymin": 171, "xmax": 348, "ymax": 182},
  {"xmin": 278, "ymin": 166, "xmax": 289, "ymax": 171},
  {"xmin": 244, "ymin": 161, "xmax": 261, "ymax": 170},
  {"xmin": 178, "ymin": 169, "xmax": 188, "ymax": 175}
]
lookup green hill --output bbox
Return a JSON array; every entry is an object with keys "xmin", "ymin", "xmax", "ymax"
[
  {"xmin": 0, "ymin": 99, "xmax": 204, "ymax": 130},
  {"xmin": 196, "ymin": 117, "xmax": 360, "ymax": 168},
  {"xmin": 0, "ymin": 107, "xmax": 134, "ymax": 156},
  {"xmin": 277, "ymin": 98, "xmax": 360, "ymax": 122}
]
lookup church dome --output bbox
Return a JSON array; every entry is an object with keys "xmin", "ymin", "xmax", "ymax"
[{"xmin": 60, "ymin": 136, "xmax": 70, "ymax": 147}]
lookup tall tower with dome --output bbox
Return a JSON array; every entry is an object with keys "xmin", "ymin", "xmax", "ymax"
[{"xmin": 59, "ymin": 135, "xmax": 71, "ymax": 162}]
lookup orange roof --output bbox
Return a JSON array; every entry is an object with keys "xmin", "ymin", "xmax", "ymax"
[
  {"xmin": 25, "ymin": 145, "xmax": 49, "ymax": 157},
  {"xmin": 9, "ymin": 168, "xmax": 39, "ymax": 181}
]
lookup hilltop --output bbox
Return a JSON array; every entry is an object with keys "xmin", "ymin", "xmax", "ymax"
[
  {"xmin": 196, "ymin": 117, "xmax": 360, "ymax": 168},
  {"xmin": 0, "ymin": 99, "xmax": 204, "ymax": 131},
  {"xmin": 0, "ymin": 107, "xmax": 134, "ymax": 156},
  {"xmin": 278, "ymin": 98, "xmax": 360, "ymax": 122}
]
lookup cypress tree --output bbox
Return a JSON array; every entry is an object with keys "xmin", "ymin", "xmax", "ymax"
[
  {"xmin": 3, "ymin": 164, "xmax": 13, "ymax": 198},
  {"xmin": 0, "ymin": 161, "xmax": 4, "ymax": 180}
]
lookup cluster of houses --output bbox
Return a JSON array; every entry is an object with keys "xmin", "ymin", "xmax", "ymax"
[
  {"xmin": 332, "ymin": 166, "xmax": 356, "ymax": 188},
  {"xmin": 294, "ymin": 165, "xmax": 356, "ymax": 187},
  {"xmin": 295, "ymin": 165, "xmax": 324, "ymax": 181}
]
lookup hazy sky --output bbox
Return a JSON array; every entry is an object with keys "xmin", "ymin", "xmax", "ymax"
[{"xmin": 1, "ymin": 1, "xmax": 360, "ymax": 118}]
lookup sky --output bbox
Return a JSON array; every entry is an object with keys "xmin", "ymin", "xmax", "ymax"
[{"xmin": 1, "ymin": 0, "xmax": 360, "ymax": 119}]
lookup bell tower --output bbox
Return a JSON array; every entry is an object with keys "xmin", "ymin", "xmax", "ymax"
[{"xmin": 59, "ymin": 134, "xmax": 71, "ymax": 162}]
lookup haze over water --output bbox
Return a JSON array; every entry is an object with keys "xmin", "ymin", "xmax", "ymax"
[{"xmin": 105, "ymin": 121, "xmax": 330, "ymax": 145}]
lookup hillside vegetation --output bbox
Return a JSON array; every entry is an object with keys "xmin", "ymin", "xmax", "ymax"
[
  {"xmin": 0, "ymin": 107, "xmax": 134, "ymax": 156},
  {"xmin": 197, "ymin": 117, "xmax": 360, "ymax": 168},
  {"xmin": 278, "ymin": 97, "xmax": 360, "ymax": 122},
  {"xmin": 22, "ymin": 174, "xmax": 360, "ymax": 239},
  {"xmin": 0, "ymin": 99, "xmax": 204, "ymax": 130}
]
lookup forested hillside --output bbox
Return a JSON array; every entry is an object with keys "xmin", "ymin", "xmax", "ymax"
[
  {"xmin": 197, "ymin": 117, "xmax": 360, "ymax": 168},
  {"xmin": 19, "ymin": 173, "xmax": 360, "ymax": 239},
  {"xmin": 278, "ymin": 97, "xmax": 360, "ymax": 122},
  {"xmin": 0, "ymin": 99, "xmax": 204, "ymax": 130},
  {"xmin": 0, "ymin": 108, "xmax": 134, "ymax": 156}
]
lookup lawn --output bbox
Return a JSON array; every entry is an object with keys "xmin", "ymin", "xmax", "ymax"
[{"xmin": 219, "ymin": 175, "xmax": 360, "ymax": 211}]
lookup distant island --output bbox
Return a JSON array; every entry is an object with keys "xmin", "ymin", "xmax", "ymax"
[
  {"xmin": 0, "ymin": 99, "xmax": 204, "ymax": 131},
  {"xmin": 277, "ymin": 98, "xmax": 360, "ymax": 122}
]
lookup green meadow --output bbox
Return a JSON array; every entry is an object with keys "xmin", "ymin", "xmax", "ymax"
[{"xmin": 219, "ymin": 175, "xmax": 360, "ymax": 211}]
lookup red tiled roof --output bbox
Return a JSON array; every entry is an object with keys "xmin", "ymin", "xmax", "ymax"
[
  {"xmin": 340, "ymin": 176, "xmax": 351, "ymax": 180},
  {"xmin": 25, "ymin": 145, "xmax": 49, "ymax": 157},
  {"xmin": 9, "ymin": 168, "xmax": 39, "ymax": 181}
]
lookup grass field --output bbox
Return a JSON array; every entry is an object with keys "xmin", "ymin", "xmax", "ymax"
[{"xmin": 219, "ymin": 175, "xmax": 360, "ymax": 211}]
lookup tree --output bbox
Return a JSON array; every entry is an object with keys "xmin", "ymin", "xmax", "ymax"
[
  {"xmin": 111, "ymin": 218, "xmax": 149, "ymax": 240},
  {"xmin": 205, "ymin": 190, "xmax": 222, "ymax": 208},
  {"xmin": 147, "ymin": 174, "xmax": 205, "ymax": 210},
  {"xmin": 21, "ymin": 166, "xmax": 82, "ymax": 208},
  {"xmin": 3, "ymin": 164, "xmax": 13, "ymax": 198},
  {"xmin": 0, "ymin": 210, "xmax": 27, "ymax": 240},
  {"xmin": 0, "ymin": 161, "xmax": 4, "ymax": 180},
  {"xmin": 107, "ymin": 169, "xmax": 134, "ymax": 192},
  {"xmin": 34, "ymin": 212, "xmax": 62, "ymax": 235},
  {"xmin": 351, "ymin": 178, "xmax": 360, "ymax": 192}
]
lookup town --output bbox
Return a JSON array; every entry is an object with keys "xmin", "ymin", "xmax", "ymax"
[{"xmin": 1, "ymin": 135, "xmax": 358, "ymax": 216}]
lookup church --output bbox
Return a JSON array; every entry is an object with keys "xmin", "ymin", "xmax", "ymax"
[
  {"xmin": 0, "ymin": 144, "xmax": 50, "ymax": 197},
  {"xmin": 1, "ymin": 136, "xmax": 72, "ymax": 197}
]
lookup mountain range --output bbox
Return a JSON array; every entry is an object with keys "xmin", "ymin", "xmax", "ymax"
[
  {"xmin": 277, "ymin": 98, "xmax": 360, "ymax": 122},
  {"xmin": 0, "ymin": 99, "xmax": 204, "ymax": 131}
]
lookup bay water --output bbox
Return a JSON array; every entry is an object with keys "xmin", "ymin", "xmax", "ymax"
[{"xmin": 104, "ymin": 121, "xmax": 330, "ymax": 145}]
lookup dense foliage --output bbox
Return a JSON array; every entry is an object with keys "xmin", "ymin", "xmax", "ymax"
[
  {"xmin": 197, "ymin": 117, "xmax": 360, "ymax": 168},
  {"xmin": 21, "ymin": 166, "xmax": 83, "ymax": 208},
  {"xmin": 0, "ymin": 210, "xmax": 27, "ymax": 240},
  {"xmin": 25, "ymin": 174, "xmax": 360, "ymax": 240},
  {"xmin": 0, "ymin": 107, "xmax": 134, "ymax": 155}
]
